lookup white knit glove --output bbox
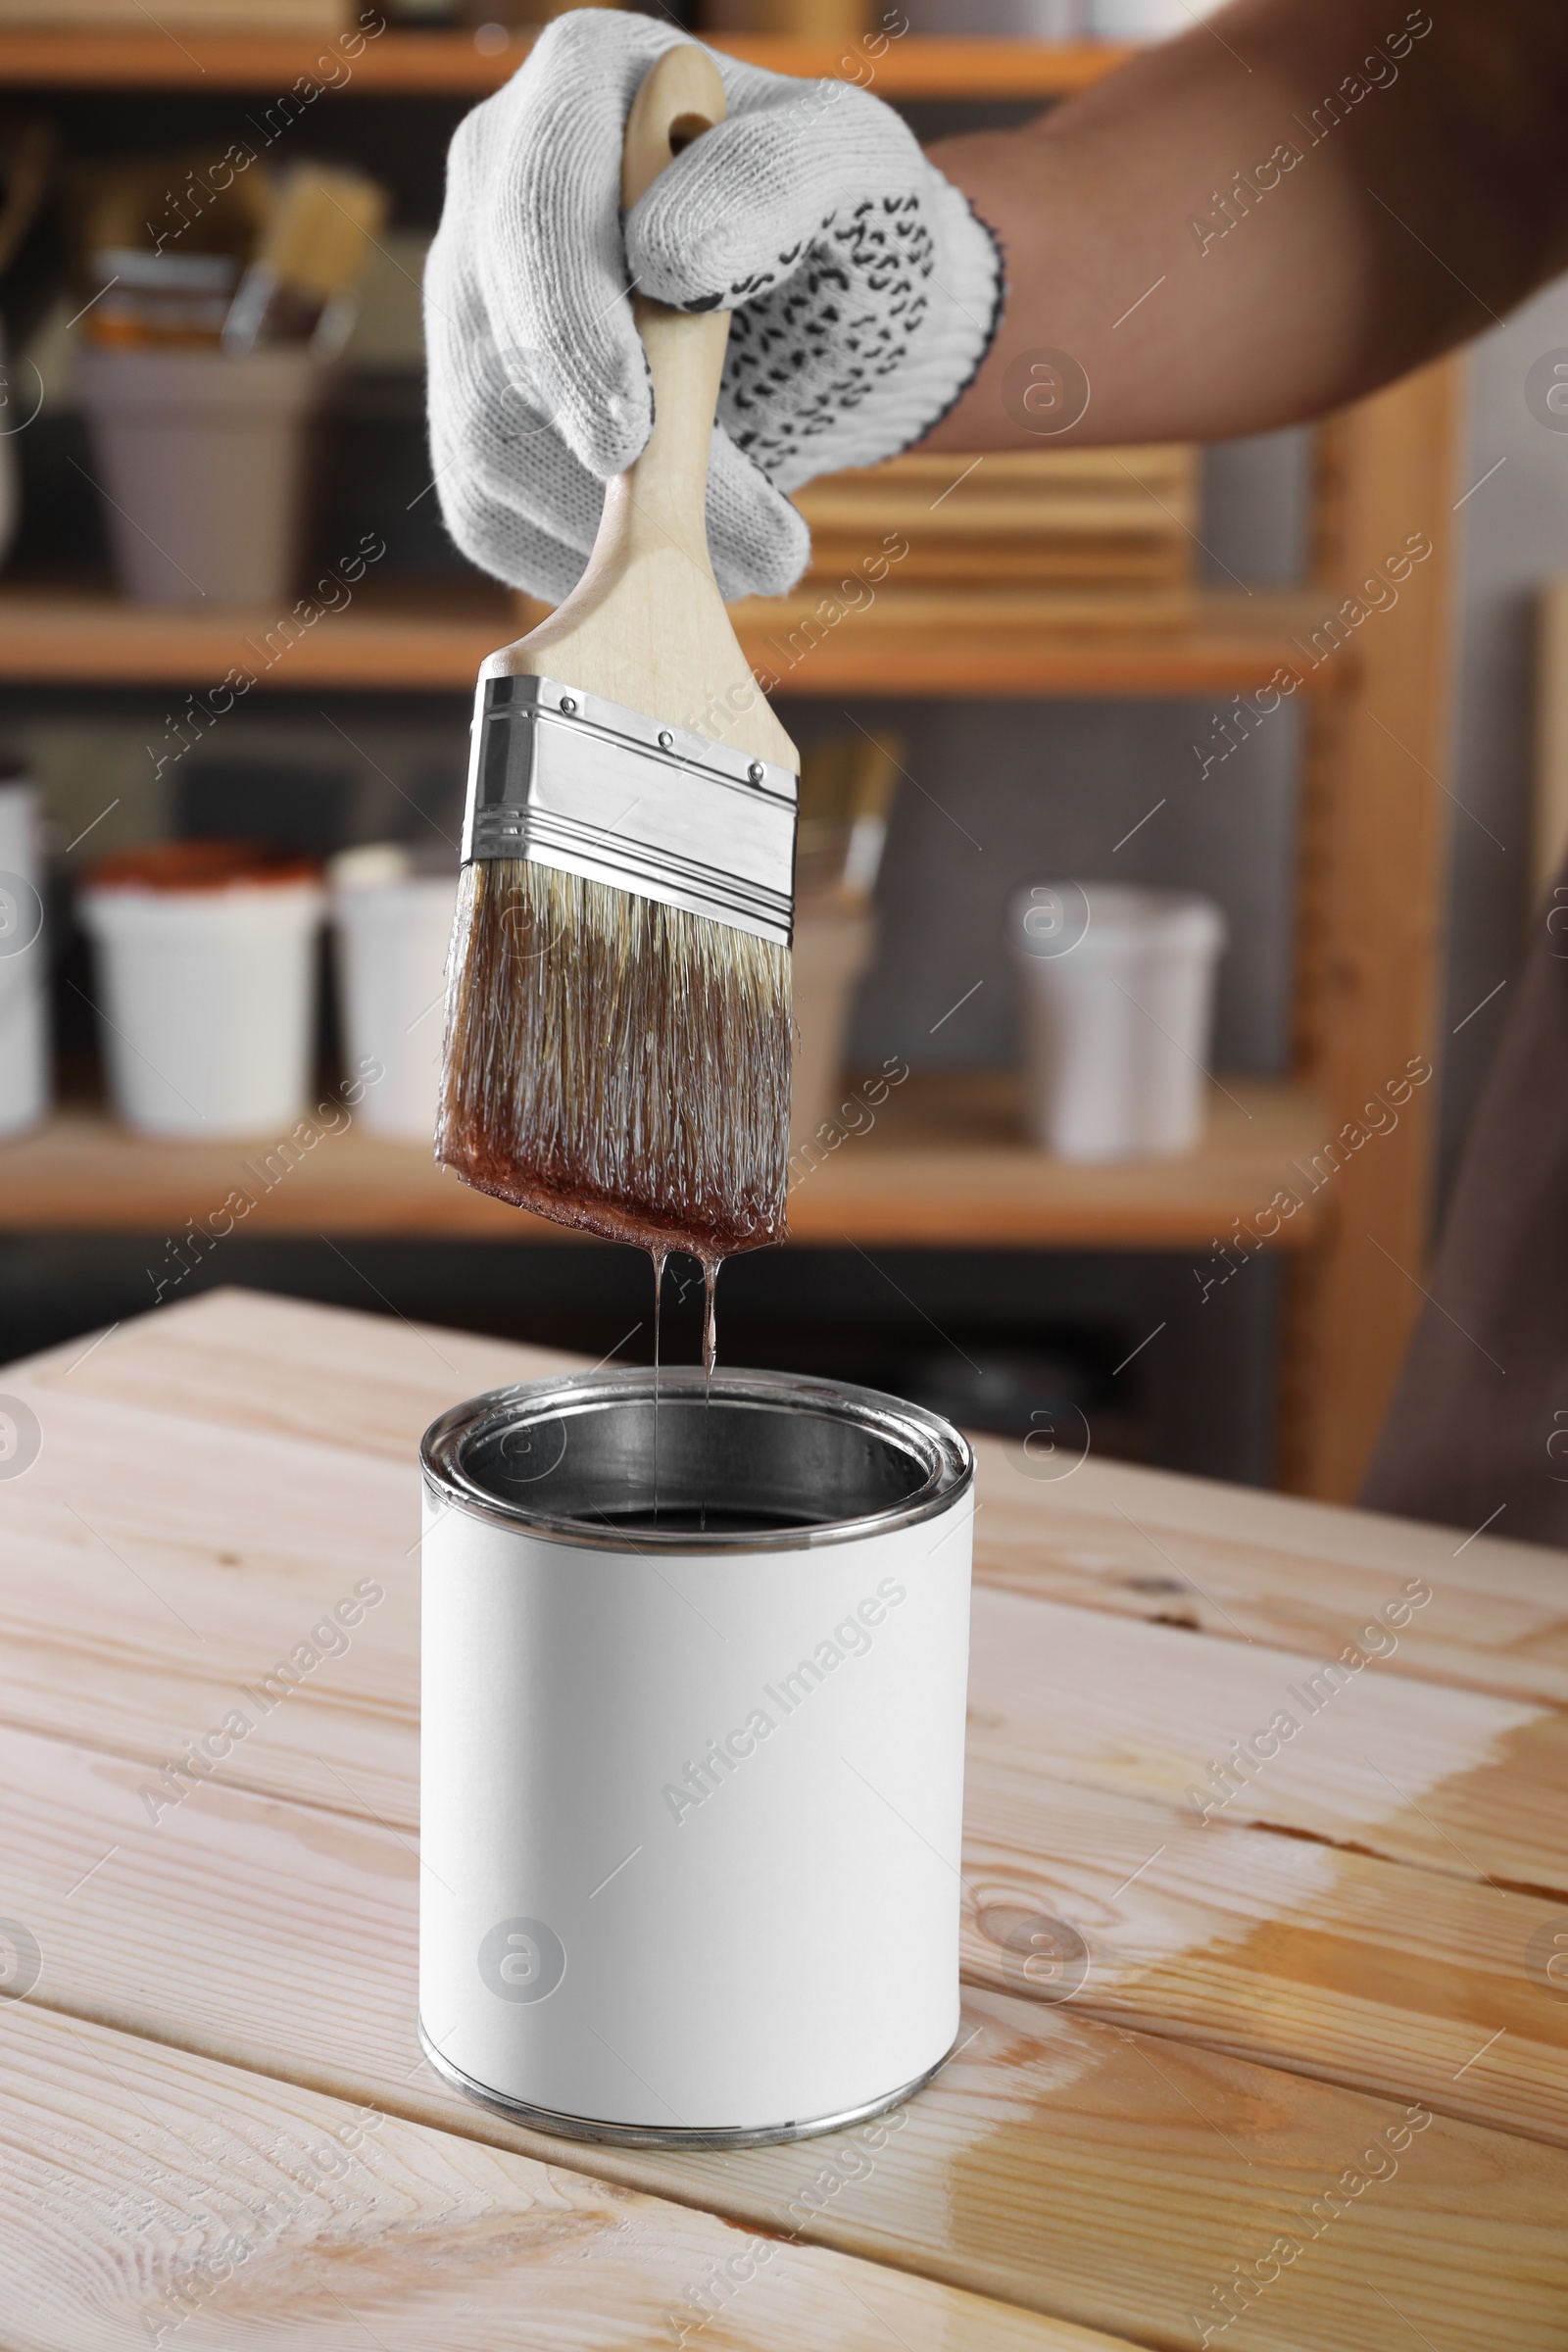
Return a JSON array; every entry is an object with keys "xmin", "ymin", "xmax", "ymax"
[{"xmin": 425, "ymin": 10, "xmax": 1004, "ymax": 606}]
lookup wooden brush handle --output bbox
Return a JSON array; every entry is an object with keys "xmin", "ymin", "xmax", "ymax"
[
  {"xmin": 612, "ymin": 46, "xmax": 730, "ymax": 584},
  {"xmin": 492, "ymin": 42, "xmax": 797, "ymax": 774}
]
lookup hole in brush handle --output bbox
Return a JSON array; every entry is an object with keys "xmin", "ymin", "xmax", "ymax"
[
  {"xmin": 666, "ymin": 112, "xmax": 715, "ymax": 157},
  {"xmin": 623, "ymin": 47, "xmax": 727, "ymax": 209}
]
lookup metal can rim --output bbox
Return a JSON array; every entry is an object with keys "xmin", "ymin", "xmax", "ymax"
[{"xmin": 419, "ymin": 1364, "xmax": 974, "ymax": 1554}]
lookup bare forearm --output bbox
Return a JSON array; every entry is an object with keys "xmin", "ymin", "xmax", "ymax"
[{"xmin": 923, "ymin": 0, "xmax": 1568, "ymax": 448}]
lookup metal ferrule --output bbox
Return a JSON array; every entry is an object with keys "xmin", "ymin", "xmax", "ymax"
[{"xmin": 461, "ymin": 672, "xmax": 798, "ymax": 948}]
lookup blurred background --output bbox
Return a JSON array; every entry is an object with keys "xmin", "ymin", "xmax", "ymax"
[{"xmin": 0, "ymin": 0, "xmax": 1558, "ymax": 1501}]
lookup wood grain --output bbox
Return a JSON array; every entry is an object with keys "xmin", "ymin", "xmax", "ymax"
[
  {"xmin": 0, "ymin": 2003, "xmax": 1120, "ymax": 2352},
  {"xmin": 6, "ymin": 1449, "xmax": 1553, "ymax": 1913},
  {"xmin": 34, "ymin": 1290, "xmax": 1559, "ymax": 1715},
  {"xmin": 967, "ymin": 1437, "xmax": 1568, "ymax": 1710},
  {"xmin": 7, "ymin": 1770, "xmax": 1566, "ymax": 2352},
  {"xmin": 79, "ymin": 1286, "xmax": 1554, "ymax": 1712},
  {"xmin": 957, "ymin": 1753, "xmax": 1568, "ymax": 2150},
  {"xmin": 1280, "ymin": 359, "xmax": 1462, "ymax": 1499},
  {"xmin": 794, "ymin": 446, "xmax": 1200, "ymax": 541},
  {"xmin": 7, "ymin": 1291, "xmax": 1568, "ymax": 2345},
  {"xmin": 16, "ymin": 1284, "xmax": 554, "ymax": 1458},
  {"xmin": 7, "ymin": 1295, "xmax": 1565, "ymax": 1898},
  {"xmin": 7, "ymin": 1713, "xmax": 1566, "ymax": 2157},
  {"xmin": 967, "ymin": 1586, "xmax": 1568, "ymax": 1898}
]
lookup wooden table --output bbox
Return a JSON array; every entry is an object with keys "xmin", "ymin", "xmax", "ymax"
[{"xmin": 2, "ymin": 1288, "xmax": 1565, "ymax": 2349}]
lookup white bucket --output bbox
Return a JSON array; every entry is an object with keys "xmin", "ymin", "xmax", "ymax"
[
  {"xmin": 74, "ymin": 344, "xmax": 327, "ymax": 607},
  {"xmin": 330, "ymin": 850, "xmax": 457, "ymax": 1143},
  {"xmin": 0, "ymin": 776, "xmax": 48, "ymax": 1138},
  {"xmin": 80, "ymin": 853, "xmax": 324, "ymax": 1137},
  {"xmin": 419, "ymin": 1366, "xmax": 974, "ymax": 2145},
  {"xmin": 902, "ymin": 1, "xmax": 1083, "ymax": 29},
  {"xmin": 1009, "ymin": 882, "xmax": 1227, "ymax": 1160},
  {"xmin": 1088, "ymin": 0, "xmax": 1222, "ymax": 34}
]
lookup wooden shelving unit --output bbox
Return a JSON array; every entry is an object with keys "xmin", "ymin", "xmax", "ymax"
[
  {"xmin": 0, "ymin": 579, "xmax": 1350, "ymax": 700},
  {"xmin": 0, "ymin": 28, "xmax": 1465, "ymax": 1499},
  {"xmin": 0, "ymin": 27, "xmax": 1129, "ymax": 98},
  {"xmin": 0, "ymin": 1075, "xmax": 1328, "ymax": 1249}
]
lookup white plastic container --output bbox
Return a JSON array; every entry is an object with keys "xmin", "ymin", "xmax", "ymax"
[
  {"xmin": 905, "ymin": 0, "xmax": 1083, "ymax": 29},
  {"xmin": 74, "ymin": 344, "xmax": 327, "ymax": 607},
  {"xmin": 0, "ymin": 773, "xmax": 48, "ymax": 1138},
  {"xmin": 419, "ymin": 1366, "xmax": 974, "ymax": 2146},
  {"xmin": 1009, "ymin": 881, "xmax": 1226, "ymax": 1160},
  {"xmin": 1088, "ymin": 0, "xmax": 1223, "ymax": 36},
  {"xmin": 329, "ymin": 847, "xmax": 457, "ymax": 1143},
  {"xmin": 80, "ymin": 844, "xmax": 324, "ymax": 1138}
]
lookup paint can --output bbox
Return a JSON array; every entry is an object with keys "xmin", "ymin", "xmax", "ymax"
[{"xmin": 418, "ymin": 1364, "xmax": 974, "ymax": 2146}]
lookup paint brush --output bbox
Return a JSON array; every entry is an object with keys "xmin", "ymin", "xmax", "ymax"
[{"xmin": 436, "ymin": 43, "xmax": 800, "ymax": 1265}]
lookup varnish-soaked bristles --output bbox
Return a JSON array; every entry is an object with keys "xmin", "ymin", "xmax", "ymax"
[{"xmin": 437, "ymin": 858, "xmax": 792, "ymax": 1256}]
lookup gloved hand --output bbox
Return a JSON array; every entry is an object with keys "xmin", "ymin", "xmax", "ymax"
[{"xmin": 425, "ymin": 10, "xmax": 1004, "ymax": 607}]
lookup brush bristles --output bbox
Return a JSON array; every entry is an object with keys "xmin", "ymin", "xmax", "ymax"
[{"xmin": 437, "ymin": 858, "xmax": 792, "ymax": 1255}]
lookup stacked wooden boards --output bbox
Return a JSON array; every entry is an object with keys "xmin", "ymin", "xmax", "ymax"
[
  {"xmin": 738, "ymin": 445, "xmax": 1201, "ymax": 647},
  {"xmin": 1, "ymin": 1285, "xmax": 1565, "ymax": 2348}
]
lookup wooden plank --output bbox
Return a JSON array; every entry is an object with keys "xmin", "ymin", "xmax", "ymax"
[
  {"xmin": 787, "ymin": 1073, "xmax": 1328, "ymax": 1250},
  {"xmin": 966, "ymin": 1586, "xmax": 1567, "ymax": 1898},
  {"xmin": 7, "ymin": 1292, "xmax": 1568, "ymax": 2341},
  {"xmin": 0, "ymin": 28, "xmax": 1132, "ymax": 98},
  {"xmin": 0, "ymin": 2004, "xmax": 1113, "ymax": 2352},
  {"xmin": 956, "ymin": 1755, "xmax": 1568, "ymax": 2151},
  {"xmin": 0, "ymin": 25, "xmax": 525, "ymax": 91},
  {"xmin": 750, "ymin": 584, "xmax": 1200, "ymax": 630},
  {"xmin": 15, "ymin": 1394, "xmax": 1556, "ymax": 1898},
  {"xmin": 794, "ymin": 447, "xmax": 1200, "ymax": 539},
  {"xmin": 6, "ymin": 1760, "xmax": 1565, "ymax": 2352},
  {"xmin": 14, "ymin": 1284, "xmax": 553, "ymax": 1459},
  {"xmin": 795, "ymin": 445, "xmax": 1199, "ymax": 593},
  {"xmin": 0, "ymin": 582, "xmax": 1351, "ymax": 699},
  {"xmin": 7, "ymin": 1298, "xmax": 1568, "ymax": 2150},
  {"xmin": 6, "ymin": 1294, "xmax": 1566, "ymax": 1896},
  {"xmin": 0, "ymin": 1076, "xmax": 1330, "ymax": 1250},
  {"xmin": 8, "ymin": 1713, "xmax": 1566, "ymax": 2158},
  {"xmin": 1279, "ymin": 360, "xmax": 1463, "ymax": 1499},
  {"xmin": 967, "ymin": 1438, "xmax": 1568, "ymax": 1711},
  {"xmin": 0, "ymin": 577, "xmax": 514, "ymax": 692},
  {"xmin": 801, "ymin": 539, "xmax": 1187, "ymax": 587},
  {"xmin": 0, "ymin": 1106, "xmax": 574, "ymax": 1241},
  {"xmin": 735, "ymin": 587, "xmax": 1354, "ymax": 700},
  {"xmin": 32, "ymin": 1291, "xmax": 1566, "ymax": 1712}
]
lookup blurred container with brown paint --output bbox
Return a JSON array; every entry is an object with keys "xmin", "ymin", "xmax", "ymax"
[{"xmin": 79, "ymin": 841, "xmax": 324, "ymax": 1138}]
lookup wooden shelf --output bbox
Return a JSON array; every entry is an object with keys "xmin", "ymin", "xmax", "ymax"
[
  {"xmin": 0, "ymin": 1074, "xmax": 1329, "ymax": 1249},
  {"xmin": 739, "ymin": 585, "xmax": 1349, "ymax": 698},
  {"xmin": 0, "ymin": 27, "xmax": 1131, "ymax": 98},
  {"xmin": 0, "ymin": 577, "xmax": 514, "ymax": 695},
  {"xmin": 0, "ymin": 580, "xmax": 1350, "ymax": 699}
]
